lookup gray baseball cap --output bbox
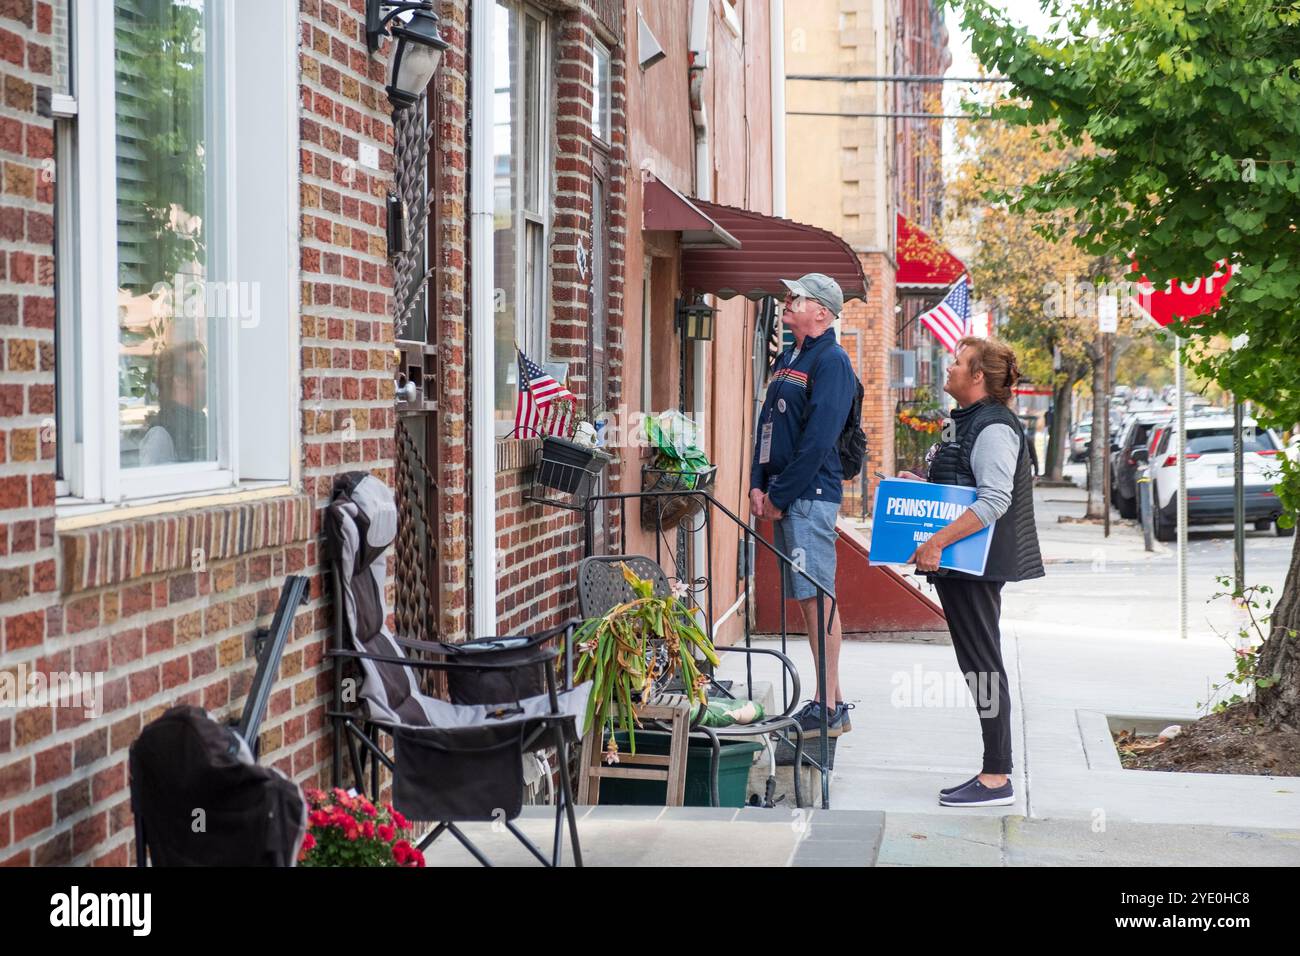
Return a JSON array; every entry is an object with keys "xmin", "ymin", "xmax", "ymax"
[{"xmin": 781, "ymin": 272, "xmax": 844, "ymax": 316}]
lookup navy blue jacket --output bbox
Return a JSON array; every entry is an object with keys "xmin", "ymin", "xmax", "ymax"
[{"xmin": 750, "ymin": 328, "xmax": 856, "ymax": 512}]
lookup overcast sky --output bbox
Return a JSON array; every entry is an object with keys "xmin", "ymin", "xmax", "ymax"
[{"xmin": 942, "ymin": 1, "xmax": 1061, "ymax": 176}]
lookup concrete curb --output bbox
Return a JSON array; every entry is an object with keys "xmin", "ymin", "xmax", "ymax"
[{"xmin": 1076, "ymin": 709, "xmax": 1197, "ymax": 770}]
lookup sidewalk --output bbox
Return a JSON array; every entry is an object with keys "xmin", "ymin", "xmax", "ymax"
[{"xmin": 717, "ymin": 472, "xmax": 1300, "ymax": 865}]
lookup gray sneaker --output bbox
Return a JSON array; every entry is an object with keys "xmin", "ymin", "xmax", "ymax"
[
  {"xmin": 794, "ymin": 701, "xmax": 852, "ymax": 737},
  {"xmin": 835, "ymin": 701, "xmax": 855, "ymax": 734}
]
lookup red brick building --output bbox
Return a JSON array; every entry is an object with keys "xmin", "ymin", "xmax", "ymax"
[{"xmin": 0, "ymin": 0, "xmax": 864, "ymax": 865}]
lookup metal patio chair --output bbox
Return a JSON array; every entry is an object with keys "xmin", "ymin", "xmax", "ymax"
[
  {"xmin": 325, "ymin": 471, "xmax": 591, "ymax": 867},
  {"xmin": 577, "ymin": 554, "xmax": 806, "ymax": 807}
]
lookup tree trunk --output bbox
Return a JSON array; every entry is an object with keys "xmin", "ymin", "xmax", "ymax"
[
  {"xmin": 1256, "ymin": 534, "xmax": 1300, "ymax": 731},
  {"xmin": 1085, "ymin": 341, "xmax": 1107, "ymax": 518},
  {"xmin": 1045, "ymin": 379, "xmax": 1072, "ymax": 481}
]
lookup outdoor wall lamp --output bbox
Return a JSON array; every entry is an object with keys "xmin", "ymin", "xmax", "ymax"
[
  {"xmin": 366, "ymin": 0, "xmax": 450, "ymax": 110},
  {"xmin": 676, "ymin": 297, "xmax": 718, "ymax": 342}
]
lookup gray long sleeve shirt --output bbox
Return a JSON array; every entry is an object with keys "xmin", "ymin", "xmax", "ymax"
[{"xmin": 967, "ymin": 423, "xmax": 1019, "ymax": 527}]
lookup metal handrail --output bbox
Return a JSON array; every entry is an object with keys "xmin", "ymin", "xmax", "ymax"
[{"xmin": 584, "ymin": 488, "xmax": 839, "ymax": 808}]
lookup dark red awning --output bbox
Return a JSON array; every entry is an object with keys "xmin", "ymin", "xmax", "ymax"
[
  {"xmin": 643, "ymin": 177, "xmax": 741, "ymax": 249},
  {"xmin": 896, "ymin": 213, "xmax": 966, "ymax": 289},
  {"xmin": 643, "ymin": 176, "xmax": 868, "ymax": 302}
]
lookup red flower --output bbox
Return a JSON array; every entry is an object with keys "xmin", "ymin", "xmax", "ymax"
[
  {"xmin": 392, "ymin": 810, "xmax": 409, "ymax": 830},
  {"xmin": 392, "ymin": 842, "xmax": 410, "ymax": 865},
  {"xmin": 301, "ymin": 832, "xmax": 316, "ymax": 853},
  {"xmin": 308, "ymin": 810, "xmax": 330, "ymax": 828},
  {"xmin": 377, "ymin": 823, "xmax": 396, "ymax": 843},
  {"xmin": 361, "ymin": 820, "xmax": 375, "ymax": 839}
]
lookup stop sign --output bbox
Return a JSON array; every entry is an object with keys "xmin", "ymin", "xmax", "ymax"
[{"xmin": 1129, "ymin": 260, "xmax": 1234, "ymax": 326}]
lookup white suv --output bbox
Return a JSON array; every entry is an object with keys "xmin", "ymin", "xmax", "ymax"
[{"xmin": 1141, "ymin": 415, "xmax": 1290, "ymax": 541}]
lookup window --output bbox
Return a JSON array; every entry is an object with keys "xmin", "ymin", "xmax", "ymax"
[
  {"xmin": 114, "ymin": 0, "xmax": 222, "ymax": 474},
  {"xmin": 592, "ymin": 40, "xmax": 610, "ymax": 144},
  {"xmin": 493, "ymin": 2, "xmax": 551, "ymax": 432},
  {"xmin": 1186, "ymin": 427, "xmax": 1277, "ymax": 455},
  {"xmin": 57, "ymin": 0, "xmax": 297, "ymax": 508}
]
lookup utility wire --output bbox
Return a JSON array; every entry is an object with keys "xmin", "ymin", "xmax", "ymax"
[
  {"xmin": 786, "ymin": 74, "xmax": 1010, "ymax": 83},
  {"xmin": 789, "ymin": 110, "xmax": 996, "ymax": 120}
]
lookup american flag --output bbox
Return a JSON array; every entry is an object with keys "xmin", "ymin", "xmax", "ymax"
[
  {"xmin": 515, "ymin": 349, "xmax": 576, "ymax": 438},
  {"xmin": 918, "ymin": 277, "xmax": 972, "ymax": 354}
]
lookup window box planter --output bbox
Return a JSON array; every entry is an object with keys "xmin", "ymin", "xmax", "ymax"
[{"xmin": 527, "ymin": 435, "xmax": 614, "ymax": 509}]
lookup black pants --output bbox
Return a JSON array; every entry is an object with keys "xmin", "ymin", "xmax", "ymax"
[{"xmin": 933, "ymin": 577, "xmax": 1012, "ymax": 775}]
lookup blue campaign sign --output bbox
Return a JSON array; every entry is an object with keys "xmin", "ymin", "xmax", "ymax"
[{"xmin": 868, "ymin": 478, "xmax": 993, "ymax": 576}]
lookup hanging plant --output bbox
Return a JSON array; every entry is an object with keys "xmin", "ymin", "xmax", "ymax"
[{"xmin": 571, "ymin": 564, "xmax": 719, "ymax": 762}]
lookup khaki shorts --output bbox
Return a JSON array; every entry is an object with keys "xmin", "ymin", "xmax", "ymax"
[{"xmin": 772, "ymin": 497, "xmax": 839, "ymax": 601}]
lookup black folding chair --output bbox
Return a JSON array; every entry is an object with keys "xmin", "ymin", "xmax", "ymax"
[{"xmin": 324, "ymin": 471, "xmax": 590, "ymax": 867}]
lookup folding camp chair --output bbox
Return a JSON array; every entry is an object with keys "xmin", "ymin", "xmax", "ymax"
[
  {"xmin": 325, "ymin": 471, "xmax": 591, "ymax": 867},
  {"xmin": 577, "ymin": 555, "xmax": 807, "ymax": 808}
]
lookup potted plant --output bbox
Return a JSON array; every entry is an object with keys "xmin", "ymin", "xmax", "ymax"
[
  {"xmin": 297, "ymin": 787, "xmax": 425, "ymax": 867},
  {"xmin": 534, "ymin": 399, "xmax": 615, "ymax": 496},
  {"xmin": 571, "ymin": 564, "xmax": 719, "ymax": 764}
]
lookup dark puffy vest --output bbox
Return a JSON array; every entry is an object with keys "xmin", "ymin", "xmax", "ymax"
[{"xmin": 927, "ymin": 399, "xmax": 1045, "ymax": 583}]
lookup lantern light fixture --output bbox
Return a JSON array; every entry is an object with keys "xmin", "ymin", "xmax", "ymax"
[
  {"xmin": 676, "ymin": 297, "xmax": 718, "ymax": 342},
  {"xmin": 366, "ymin": 0, "xmax": 449, "ymax": 110}
]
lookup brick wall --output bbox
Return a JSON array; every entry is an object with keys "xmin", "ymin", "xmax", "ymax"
[
  {"xmin": 842, "ymin": 251, "xmax": 897, "ymax": 513},
  {"xmin": 0, "ymin": 0, "xmax": 398, "ymax": 866},
  {"xmin": 0, "ymin": 0, "xmax": 61, "ymax": 865},
  {"xmin": 433, "ymin": 0, "xmax": 469, "ymax": 644}
]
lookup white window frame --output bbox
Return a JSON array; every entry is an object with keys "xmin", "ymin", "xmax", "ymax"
[{"xmin": 58, "ymin": 0, "xmax": 298, "ymax": 510}]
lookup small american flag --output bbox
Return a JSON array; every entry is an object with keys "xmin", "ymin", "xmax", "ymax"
[
  {"xmin": 515, "ymin": 349, "xmax": 576, "ymax": 438},
  {"xmin": 918, "ymin": 277, "xmax": 972, "ymax": 354}
]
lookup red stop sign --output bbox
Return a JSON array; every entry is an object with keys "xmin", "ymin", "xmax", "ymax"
[{"xmin": 1129, "ymin": 260, "xmax": 1234, "ymax": 326}]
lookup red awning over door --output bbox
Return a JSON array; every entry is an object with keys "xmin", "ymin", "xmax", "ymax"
[
  {"xmin": 643, "ymin": 175, "xmax": 869, "ymax": 302},
  {"xmin": 896, "ymin": 212, "xmax": 967, "ymax": 289}
]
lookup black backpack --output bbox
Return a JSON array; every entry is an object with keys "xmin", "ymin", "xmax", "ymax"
[
  {"xmin": 804, "ymin": 365, "xmax": 868, "ymax": 480},
  {"xmin": 840, "ymin": 376, "xmax": 868, "ymax": 478},
  {"xmin": 130, "ymin": 706, "xmax": 307, "ymax": 866}
]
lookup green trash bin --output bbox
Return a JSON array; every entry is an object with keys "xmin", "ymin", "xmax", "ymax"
[{"xmin": 597, "ymin": 732, "xmax": 762, "ymax": 808}]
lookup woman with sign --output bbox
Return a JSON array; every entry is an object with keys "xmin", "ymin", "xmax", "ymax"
[{"xmin": 903, "ymin": 337, "xmax": 1044, "ymax": 808}]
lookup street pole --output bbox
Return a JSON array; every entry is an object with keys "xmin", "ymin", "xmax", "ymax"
[
  {"xmin": 1103, "ymin": 331, "xmax": 1112, "ymax": 538},
  {"xmin": 1176, "ymin": 335, "xmax": 1188, "ymax": 641},
  {"xmin": 1233, "ymin": 396, "xmax": 1245, "ymax": 596},
  {"xmin": 1098, "ymin": 295, "xmax": 1118, "ymax": 537}
]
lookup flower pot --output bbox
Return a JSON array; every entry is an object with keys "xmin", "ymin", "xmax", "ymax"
[{"xmin": 534, "ymin": 435, "xmax": 613, "ymax": 496}]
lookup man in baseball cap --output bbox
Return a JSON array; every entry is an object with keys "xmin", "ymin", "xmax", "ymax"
[
  {"xmin": 750, "ymin": 271, "xmax": 857, "ymax": 735},
  {"xmin": 780, "ymin": 272, "xmax": 844, "ymax": 317}
]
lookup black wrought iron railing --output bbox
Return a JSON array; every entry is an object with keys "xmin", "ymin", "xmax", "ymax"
[{"xmin": 583, "ymin": 488, "xmax": 840, "ymax": 809}]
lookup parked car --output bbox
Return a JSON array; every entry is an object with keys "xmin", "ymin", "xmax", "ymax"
[
  {"xmin": 1111, "ymin": 410, "xmax": 1173, "ymax": 519},
  {"xmin": 1140, "ymin": 415, "xmax": 1291, "ymax": 541},
  {"xmin": 1069, "ymin": 421, "xmax": 1093, "ymax": 462}
]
